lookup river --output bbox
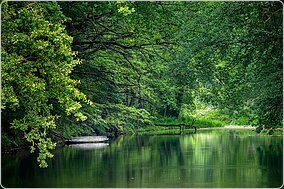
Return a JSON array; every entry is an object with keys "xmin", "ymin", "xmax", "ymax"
[{"xmin": 1, "ymin": 129, "xmax": 283, "ymax": 187}]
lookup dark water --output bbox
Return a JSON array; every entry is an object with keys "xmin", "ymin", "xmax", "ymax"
[{"xmin": 1, "ymin": 130, "xmax": 283, "ymax": 188}]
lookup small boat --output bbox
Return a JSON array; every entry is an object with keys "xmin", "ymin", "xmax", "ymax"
[{"xmin": 65, "ymin": 136, "xmax": 108, "ymax": 145}]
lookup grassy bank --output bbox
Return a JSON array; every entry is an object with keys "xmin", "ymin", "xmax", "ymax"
[
  {"xmin": 155, "ymin": 116, "xmax": 227, "ymax": 128},
  {"xmin": 135, "ymin": 113, "xmax": 228, "ymax": 134}
]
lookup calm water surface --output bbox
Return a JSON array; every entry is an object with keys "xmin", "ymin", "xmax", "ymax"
[{"xmin": 2, "ymin": 130, "xmax": 283, "ymax": 188}]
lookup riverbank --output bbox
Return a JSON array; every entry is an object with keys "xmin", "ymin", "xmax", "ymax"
[
  {"xmin": 3, "ymin": 125, "xmax": 282, "ymax": 154},
  {"xmin": 136, "ymin": 125, "xmax": 283, "ymax": 136}
]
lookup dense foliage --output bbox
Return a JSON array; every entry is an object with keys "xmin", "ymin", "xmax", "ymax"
[
  {"xmin": 2, "ymin": 2, "xmax": 89, "ymax": 167},
  {"xmin": 1, "ymin": 1, "xmax": 282, "ymax": 167}
]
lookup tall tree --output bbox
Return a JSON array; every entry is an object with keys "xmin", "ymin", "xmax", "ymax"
[
  {"xmin": 170, "ymin": 2, "xmax": 282, "ymax": 127},
  {"xmin": 1, "ymin": 2, "xmax": 88, "ymax": 167},
  {"xmin": 58, "ymin": 1, "xmax": 182, "ymax": 133}
]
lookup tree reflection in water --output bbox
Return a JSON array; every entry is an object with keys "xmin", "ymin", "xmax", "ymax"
[{"xmin": 2, "ymin": 130, "xmax": 283, "ymax": 188}]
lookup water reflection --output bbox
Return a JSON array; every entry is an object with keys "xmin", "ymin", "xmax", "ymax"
[
  {"xmin": 67, "ymin": 143, "xmax": 109, "ymax": 149},
  {"xmin": 2, "ymin": 130, "xmax": 283, "ymax": 188}
]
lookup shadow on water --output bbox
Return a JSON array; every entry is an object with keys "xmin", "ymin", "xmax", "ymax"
[{"xmin": 1, "ymin": 129, "xmax": 283, "ymax": 188}]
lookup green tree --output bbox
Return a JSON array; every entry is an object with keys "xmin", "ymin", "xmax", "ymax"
[
  {"xmin": 172, "ymin": 2, "xmax": 282, "ymax": 128},
  {"xmin": 1, "ymin": 2, "xmax": 88, "ymax": 167},
  {"xmin": 58, "ymin": 1, "xmax": 181, "ymax": 133}
]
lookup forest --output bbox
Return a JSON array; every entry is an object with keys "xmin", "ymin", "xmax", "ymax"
[{"xmin": 1, "ymin": 1, "xmax": 282, "ymax": 168}]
